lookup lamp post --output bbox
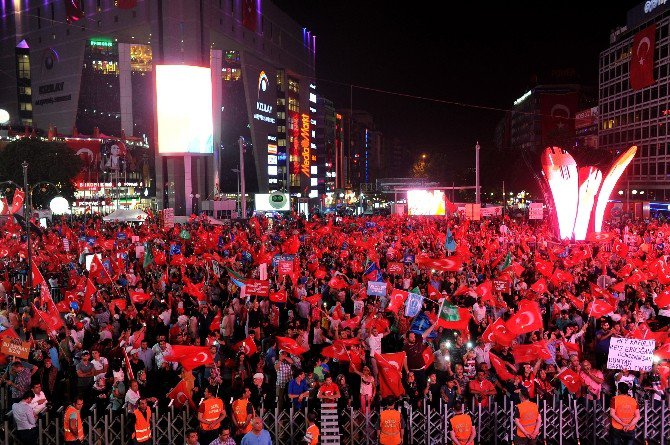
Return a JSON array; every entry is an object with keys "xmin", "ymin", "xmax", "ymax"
[{"xmin": 22, "ymin": 161, "xmax": 32, "ymax": 293}]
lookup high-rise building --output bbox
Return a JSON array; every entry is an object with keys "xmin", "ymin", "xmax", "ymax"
[
  {"xmin": 599, "ymin": 0, "xmax": 670, "ymax": 201},
  {"xmin": 315, "ymin": 96, "xmax": 337, "ymax": 195},
  {"xmin": 338, "ymin": 109, "xmax": 382, "ymax": 190},
  {"xmin": 0, "ymin": 0, "xmax": 316, "ymax": 215}
]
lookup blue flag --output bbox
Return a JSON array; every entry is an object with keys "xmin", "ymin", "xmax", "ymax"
[
  {"xmin": 445, "ymin": 227, "xmax": 456, "ymax": 253},
  {"xmin": 404, "ymin": 292, "xmax": 424, "ymax": 317},
  {"xmin": 410, "ymin": 312, "xmax": 437, "ymax": 339}
]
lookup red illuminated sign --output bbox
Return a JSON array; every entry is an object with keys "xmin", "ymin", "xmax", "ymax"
[
  {"xmin": 300, "ymin": 113, "xmax": 310, "ymax": 178},
  {"xmin": 290, "ymin": 112, "xmax": 300, "ymax": 176}
]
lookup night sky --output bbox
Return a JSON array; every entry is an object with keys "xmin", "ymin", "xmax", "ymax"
[{"xmin": 274, "ymin": 1, "xmax": 642, "ymax": 194}]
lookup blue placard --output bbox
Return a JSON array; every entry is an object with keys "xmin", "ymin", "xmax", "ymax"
[
  {"xmin": 272, "ymin": 254, "xmax": 295, "ymax": 268},
  {"xmin": 403, "ymin": 254, "xmax": 415, "ymax": 264},
  {"xmin": 367, "ymin": 281, "xmax": 387, "ymax": 297},
  {"xmin": 116, "ymin": 232, "xmax": 127, "ymax": 240},
  {"xmin": 365, "ymin": 221, "xmax": 377, "ymax": 228}
]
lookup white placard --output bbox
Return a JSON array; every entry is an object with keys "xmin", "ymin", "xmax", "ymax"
[{"xmin": 606, "ymin": 337, "xmax": 655, "ymax": 371}]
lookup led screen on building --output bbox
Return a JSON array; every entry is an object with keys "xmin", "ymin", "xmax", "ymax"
[
  {"xmin": 407, "ymin": 190, "xmax": 446, "ymax": 215},
  {"xmin": 156, "ymin": 65, "xmax": 213, "ymax": 154}
]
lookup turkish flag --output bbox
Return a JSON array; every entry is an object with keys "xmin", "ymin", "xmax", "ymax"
[
  {"xmin": 540, "ymin": 92, "xmax": 578, "ymax": 147},
  {"xmin": 33, "ymin": 304, "xmax": 64, "ymax": 334},
  {"xmin": 80, "ymin": 279, "xmax": 95, "ymax": 316},
  {"xmin": 32, "ymin": 263, "xmax": 46, "ymax": 287},
  {"xmin": 167, "ymin": 379, "xmax": 196, "ymax": 409},
  {"xmin": 422, "ymin": 346, "xmax": 435, "ymax": 369},
  {"xmin": 304, "ymin": 294, "xmax": 321, "ymax": 306},
  {"xmin": 530, "ymin": 278, "xmax": 548, "ymax": 294},
  {"xmin": 454, "ymin": 284, "xmax": 469, "ymax": 296},
  {"xmin": 314, "ymin": 268, "xmax": 327, "ymax": 279},
  {"xmin": 625, "ymin": 270, "xmax": 646, "ymax": 286},
  {"xmin": 512, "ymin": 341, "xmax": 551, "ymax": 363},
  {"xmin": 375, "ymin": 352, "xmax": 406, "ymax": 397},
  {"xmin": 535, "ymin": 258, "xmax": 553, "ymax": 277},
  {"xmin": 164, "ymin": 345, "xmax": 214, "ymax": 370},
  {"xmin": 322, "ymin": 339, "xmax": 359, "ymax": 362},
  {"xmin": 587, "ymin": 299, "xmax": 615, "ymax": 318},
  {"xmin": 386, "ymin": 288, "xmax": 408, "ymax": 313},
  {"xmin": 9, "ymin": 188, "xmax": 24, "ymax": 215},
  {"xmin": 586, "ymin": 232, "xmax": 614, "ymax": 243},
  {"xmin": 276, "ymin": 336, "xmax": 309, "ymax": 355},
  {"xmin": 505, "ymin": 300, "xmax": 543, "ymax": 335},
  {"xmin": 482, "ymin": 317, "xmax": 515, "ymax": 346},
  {"xmin": 589, "ymin": 282, "xmax": 614, "ymax": 301},
  {"xmin": 341, "ymin": 315, "xmax": 362, "ymax": 330},
  {"xmin": 427, "ymin": 283, "xmax": 441, "ymax": 301},
  {"xmin": 562, "ymin": 340, "xmax": 581, "ymax": 355},
  {"xmin": 613, "ymin": 240, "xmax": 629, "ymax": 258},
  {"xmin": 489, "ymin": 352, "xmax": 515, "ymax": 381},
  {"xmin": 242, "ymin": 0, "xmax": 258, "ymax": 31},
  {"xmin": 610, "ymin": 281, "xmax": 626, "ymax": 293},
  {"xmin": 655, "ymin": 289, "xmax": 670, "ymax": 309},
  {"xmin": 630, "ymin": 25, "xmax": 656, "ymax": 90},
  {"xmin": 110, "ymin": 298, "xmax": 127, "ymax": 312},
  {"xmin": 475, "ymin": 280, "xmax": 493, "ymax": 301},
  {"xmin": 269, "ymin": 289, "xmax": 287, "ymax": 303},
  {"xmin": 328, "ymin": 275, "xmax": 348, "ymax": 290},
  {"xmin": 551, "ymin": 269, "xmax": 573, "ymax": 287},
  {"xmin": 233, "ymin": 336, "xmax": 258, "ymax": 356},
  {"xmin": 558, "ymin": 291, "xmax": 582, "ymax": 312},
  {"xmin": 129, "ymin": 290, "xmax": 151, "ymax": 304},
  {"xmin": 655, "ymin": 342, "xmax": 670, "ymax": 360},
  {"xmin": 557, "ymin": 368, "xmax": 583, "ymax": 394}
]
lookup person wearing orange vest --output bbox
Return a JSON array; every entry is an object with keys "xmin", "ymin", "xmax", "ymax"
[
  {"xmin": 610, "ymin": 382, "xmax": 641, "ymax": 445},
  {"xmin": 63, "ymin": 397, "xmax": 85, "ymax": 445},
  {"xmin": 514, "ymin": 388, "xmax": 540, "ymax": 445},
  {"xmin": 302, "ymin": 412, "xmax": 320, "ymax": 445},
  {"xmin": 131, "ymin": 398, "xmax": 152, "ymax": 444},
  {"xmin": 198, "ymin": 386, "xmax": 227, "ymax": 445},
  {"xmin": 232, "ymin": 387, "xmax": 255, "ymax": 441},
  {"xmin": 379, "ymin": 397, "xmax": 404, "ymax": 445},
  {"xmin": 449, "ymin": 402, "xmax": 475, "ymax": 445}
]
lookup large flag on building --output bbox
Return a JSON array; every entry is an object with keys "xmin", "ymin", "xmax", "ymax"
[
  {"xmin": 630, "ymin": 25, "xmax": 656, "ymax": 91},
  {"xmin": 242, "ymin": 0, "xmax": 258, "ymax": 31},
  {"xmin": 374, "ymin": 352, "xmax": 406, "ymax": 398}
]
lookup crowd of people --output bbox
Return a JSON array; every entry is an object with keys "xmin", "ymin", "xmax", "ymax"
[{"xmin": 0, "ymin": 209, "xmax": 669, "ymax": 445}]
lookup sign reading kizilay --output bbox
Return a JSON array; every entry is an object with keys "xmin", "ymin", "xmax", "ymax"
[{"xmin": 606, "ymin": 338, "xmax": 655, "ymax": 371}]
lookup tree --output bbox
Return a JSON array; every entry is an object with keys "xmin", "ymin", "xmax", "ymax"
[{"xmin": 0, "ymin": 138, "xmax": 82, "ymax": 208}]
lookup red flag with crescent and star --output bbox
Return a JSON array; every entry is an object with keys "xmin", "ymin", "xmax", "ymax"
[
  {"xmin": 505, "ymin": 299, "xmax": 543, "ymax": 335},
  {"xmin": 233, "ymin": 336, "xmax": 258, "ymax": 356},
  {"xmin": 482, "ymin": 317, "xmax": 515, "ymax": 346},
  {"xmin": 276, "ymin": 336, "xmax": 309, "ymax": 355},
  {"xmin": 375, "ymin": 352, "xmax": 406, "ymax": 397},
  {"xmin": 630, "ymin": 25, "xmax": 656, "ymax": 91},
  {"xmin": 167, "ymin": 379, "xmax": 196, "ymax": 409},
  {"xmin": 557, "ymin": 368, "xmax": 583, "ymax": 394},
  {"xmin": 163, "ymin": 345, "xmax": 214, "ymax": 370},
  {"xmin": 489, "ymin": 352, "xmax": 515, "ymax": 381}
]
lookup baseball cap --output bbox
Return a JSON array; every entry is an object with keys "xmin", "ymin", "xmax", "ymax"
[{"xmin": 253, "ymin": 373, "xmax": 264, "ymax": 380}]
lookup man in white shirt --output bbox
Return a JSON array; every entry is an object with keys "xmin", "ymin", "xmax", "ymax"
[
  {"xmin": 28, "ymin": 382, "xmax": 49, "ymax": 416},
  {"xmin": 472, "ymin": 298, "xmax": 487, "ymax": 325},
  {"xmin": 12, "ymin": 390, "xmax": 37, "ymax": 444},
  {"xmin": 366, "ymin": 325, "xmax": 386, "ymax": 378}
]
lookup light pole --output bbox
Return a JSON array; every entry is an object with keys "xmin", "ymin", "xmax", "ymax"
[
  {"xmin": 238, "ymin": 136, "xmax": 246, "ymax": 219},
  {"xmin": 475, "ymin": 141, "xmax": 481, "ymax": 204},
  {"xmin": 22, "ymin": 161, "xmax": 32, "ymax": 293},
  {"xmin": 232, "ymin": 168, "xmax": 240, "ymax": 216}
]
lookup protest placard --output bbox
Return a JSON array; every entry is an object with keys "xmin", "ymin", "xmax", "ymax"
[
  {"xmin": 606, "ymin": 337, "xmax": 655, "ymax": 371},
  {"xmin": 367, "ymin": 281, "xmax": 387, "ymax": 297},
  {"xmin": 1, "ymin": 337, "xmax": 31, "ymax": 359}
]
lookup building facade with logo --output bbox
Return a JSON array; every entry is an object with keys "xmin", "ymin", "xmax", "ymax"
[
  {"xmin": 599, "ymin": 0, "xmax": 670, "ymax": 201},
  {"xmin": 0, "ymin": 0, "xmax": 317, "ymax": 215}
]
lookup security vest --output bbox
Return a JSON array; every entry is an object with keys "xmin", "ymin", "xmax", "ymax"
[
  {"xmin": 232, "ymin": 398, "xmax": 252, "ymax": 434},
  {"xmin": 611, "ymin": 394, "xmax": 637, "ymax": 430},
  {"xmin": 450, "ymin": 413, "xmax": 473, "ymax": 443},
  {"xmin": 516, "ymin": 401, "xmax": 539, "ymax": 438},
  {"xmin": 379, "ymin": 409, "xmax": 402, "ymax": 445},
  {"xmin": 306, "ymin": 423, "xmax": 320, "ymax": 445},
  {"xmin": 63, "ymin": 405, "xmax": 85, "ymax": 441},
  {"xmin": 200, "ymin": 398, "xmax": 224, "ymax": 431},
  {"xmin": 132, "ymin": 408, "xmax": 152, "ymax": 442}
]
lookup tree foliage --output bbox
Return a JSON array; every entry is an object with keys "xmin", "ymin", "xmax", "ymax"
[{"xmin": 0, "ymin": 138, "xmax": 82, "ymax": 208}]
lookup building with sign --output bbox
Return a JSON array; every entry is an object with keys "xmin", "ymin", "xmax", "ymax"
[
  {"xmin": 0, "ymin": 0, "xmax": 317, "ymax": 215},
  {"xmin": 599, "ymin": 0, "xmax": 670, "ymax": 201},
  {"xmin": 338, "ymin": 109, "xmax": 383, "ymax": 190},
  {"xmin": 575, "ymin": 106, "xmax": 599, "ymax": 150}
]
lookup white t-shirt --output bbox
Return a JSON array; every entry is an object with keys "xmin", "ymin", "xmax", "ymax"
[
  {"xmin": 29, "ymin": 391, "xmax": 48, "ymax": 415},
  {"xmin": 367, "ymin": 334, "xmax": 383, "ymax": 355},
  {"xmin": 125, "ymin": 388, "xmax": 141, "ymax": 407},
  {"xmin": 472, "ymin": 303, "xmax": 487, "ymax": 324}
]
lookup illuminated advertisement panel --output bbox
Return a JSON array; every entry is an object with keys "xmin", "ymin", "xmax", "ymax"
[
  {"xmin": 407, "ymin": 190, "xmax": 446, "ymax": 215},
  {"xmin": 290, "ymin": 112, "xmax": 300, "ymax": 177},
  {"xmin": 255, "ymin": 193, "xmax": 290, "ymax": 211},
  {"xmin": 156, "ymin": 65, "xmax": 213, "ymax": 154},
  {"xmin": 300, "ymin": 113, "xmax": 311, "ymax": 178}
]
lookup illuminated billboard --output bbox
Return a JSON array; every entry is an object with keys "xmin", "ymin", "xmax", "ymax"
[
  {"xmin": 156, "ymin": 65, "xmax": 213, "ymax": 154},
  {"xmin": 255, "ymin": 193, "xmax": 290, "ymax": 211},
  {"xmin": 541, "ymin": 146, "xmax": 637, "ymax": 241},
  {"xmin": 407, "ymin": 190, "xmax": 446, "ymax": 215}
]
